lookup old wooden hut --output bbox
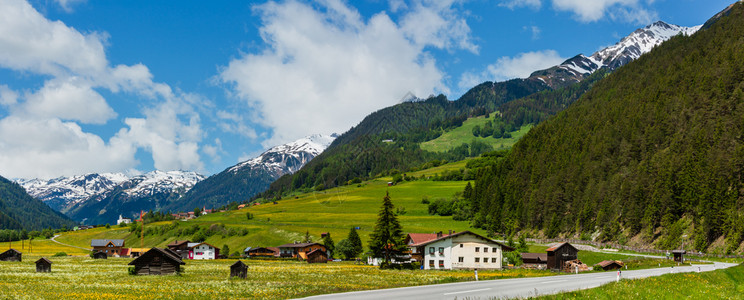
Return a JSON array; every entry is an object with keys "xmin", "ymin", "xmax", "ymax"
[
  {"xmin": 596, "ymin": 260, "xmax": 624, "ymax": 271},
  {"xmin": 92, "ymin": 251, "xmax": 108, "ymax": 259},
  {"xmin": 672, "ymin": 250, "xmax": 686, "ymax": 262},
  {"xmin": 0, "ymin": 249, "xmax": 22, "ymax": 262},
  {"xmin": 245, "ymin": 247, "xmax": 280, "ymax": 258},
  {"xmin": 306, "ymin": 249, "xmax": 328, "ymax": 263},
  {"xmin": 521, "ymin": 253, "xmax": 548, "ymax": 269},
  {"xmin": 128, "ymin": 248, "xmax": 185, "ymax": 275},
  {"xmin": 35, "ymin": 257, "xmax": 52, "ymax": 273},
  {"xmin": 546, "ymin": 243, "xmax": 579, "ymax": 271},
  {"xmin": 230, "ymin": 260, "xmax": 248, "ymax": 279}
]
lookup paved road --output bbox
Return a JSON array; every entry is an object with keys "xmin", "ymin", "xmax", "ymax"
[
  {"xmin": 50, "ymin": 234, "xmax": 92, "ymax": 251},
  {"xmin": 301, "ymin": 262, "xmax": 737, "ymax": 300}
]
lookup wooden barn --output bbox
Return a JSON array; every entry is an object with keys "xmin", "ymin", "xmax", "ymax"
[
  {"xmin": 230, "ymin": 260, "xmax": 248, "ymax": 279},
  {"xmin": 0, "ymin": 249, "xmax": 22, "ymax": 262},
  {"xmin": 35, "ymin": 258, "xmax": 52, "ymax": 273},
  {"xmin": 306, "ymin": 249, "xmax": 328, "ymax": 264},
  {"xmin": 596, "ymin": 260, "xmax": 624, "ymax": 271},
  {"xmin": 672, "ymin": 250, "xmax": 686, "ymax": 262},
  {"xmin": 546, "ymin": 243, "xmax": 579, "ymax": 271},
  {"xmin": 521, "ymin": 253, "xmax": 548, "ymax": 269},
  {"xmin": 167, "ymin": 240, "xmax": 191, "ymax": 259},
  {"xmin": 128, "ymin": 248, "xmax": 185, "ymax": 275},
  {"xmin": 92, "ymin": 251, "xmax": 108, "ymax": 259}
]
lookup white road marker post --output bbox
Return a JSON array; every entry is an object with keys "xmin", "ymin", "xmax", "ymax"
[
  {"xmin": 474, "ymin": 268, "xmax": 479, "ymax": 281},
  {"xmin": 616, "ymin": 270, "xmax": 620, "ymax": 282}
]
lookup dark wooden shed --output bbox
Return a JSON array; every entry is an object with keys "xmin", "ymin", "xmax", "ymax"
[
  {"xmin": 0, "ymin": 249, "xmax": 22, "ymax": 262},
  {"xmin": 596, "ymin": 260, "xmax": 624, "ymax": 271},
  {"xmin": 128, "ymin": 248, "xmax": 185, "ymax": 275},
  {"xmin": 521, "ymin": 253, "xmax": 548, "ymax": 269},
  {"xmin": 672, "ymin": 250, "xmax": 686, "ymax": 262},
  {"xmin": 546, "ymin": 243, "xmax": 579, "ymax": 271},
  {"xmin": 35, "ymin": 257, "xmax": 52, "ymax": 273},
  {"xmin": 306, "ymin": 249, "xmax": 328, "ymax": 264},
  {"xmin": 230, "ymin": 260, "xmax": 248, "ymax": 279},
  {"xmin": 92, "ymin": 251, "xmax": 108, "ymax": 259}
]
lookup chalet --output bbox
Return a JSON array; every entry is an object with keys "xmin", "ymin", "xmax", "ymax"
[
  {"xmin": 596, "ymin": 260, "xmax": 624, "ymax": 271},
  {"xmin": 91, "ymin": 239, "xmax": 125, "ymax": 257},
  {"xmin": 406, "ymin": 231, "xmax": 457, "ymax": 263},
  {"xmin": 521, "ymin": 253, "xmax": 548, "ymax": 269},
  {"xmin": 307, "ymin": 249, "xmax": 328, "ymax": 263},
  {"xmin": 230, "ymin": 260, "xmax": 248, "ymax": 279},
  {"xmin": 187, "ymin": 242, "xmax": 220, "ymax": 260},
  {"xmin": 409, "ymin": 231, "xmax": 514, "ymax": 270},
  {"xmin": 92, "ymin": 251, "xmax": 108, "ymax": 259},
  {"xmin": 35, "ymin": 258, "xmax": 52, "ymax": 273},
  {"xmin": 546, "ymin": 242, "xmax": 579, "ymax": 271},
  {"xmin": 128, "ymin": 248, "xmax": 185, "ymax": 275},
  {"xmin": 167, "ymin": 240, "xmax": 191, "ymax": 259},
  {"xmin": 244, "ymin": 247, "xmax": 280, "ymax": 258},
  {"xmin": 0, "ymin": 249, "xmax": 22, "ymax": 262},
  {"xmin": 672, "ymin": 250, "xmax": 686, "ymax": 262},
  {"xmin": 277, "ymin": 242, "xmax": 328, "ymax": 260},
  {"xmin": 117, "ymin": 214, "xmax": 132, "ymax": 225}
]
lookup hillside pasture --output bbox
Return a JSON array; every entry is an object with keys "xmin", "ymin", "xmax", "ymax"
[{"xmin": 420, "ymin": 115, "xmax": 532, "ymax": 152}]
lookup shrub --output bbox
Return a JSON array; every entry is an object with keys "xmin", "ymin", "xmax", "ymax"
[
  {"xmin": 53, "ymin": 252, "xmax": 67, "ymax": 257},
  {"xmin": 128, "ymin": 266, "xmax": 137, "ymax": 275},
  {"xmin": 593, "ymin": 264, "xmax": 603, "ymax": 271}
]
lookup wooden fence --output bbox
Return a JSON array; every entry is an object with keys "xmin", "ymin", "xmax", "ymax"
[{"xmin": 525, "ymin": 238, "xmax": 744, "ymax": 259}]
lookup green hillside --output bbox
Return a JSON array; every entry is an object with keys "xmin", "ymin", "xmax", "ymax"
[
  {"xmin": 0, "ymin": 176, "xmax": 76, "ymax": 230},
  {"xmin": 420, "ymin": 114, "xmax": 532, "ymax": 152},
  {"xmin": 467, "ymin": 3, "xmax": 744, "ymax": 254}
]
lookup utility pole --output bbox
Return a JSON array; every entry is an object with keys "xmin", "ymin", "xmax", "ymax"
[{"xmin": 140, "ymin": 210, "xmax": 144, "ymax": 249}]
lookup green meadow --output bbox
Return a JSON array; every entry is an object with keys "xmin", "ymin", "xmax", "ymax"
[{"xmin": 420, "ymin": 115, "xmax": 532, "ymax": 152}]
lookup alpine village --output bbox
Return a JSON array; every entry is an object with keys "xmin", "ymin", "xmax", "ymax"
[{"xmin": 1, "ymin": 1, "xmax": 744, "ymax": 299}]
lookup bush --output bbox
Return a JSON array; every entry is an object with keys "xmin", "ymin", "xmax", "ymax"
[
  {"xmin": 593, "ymin": 264, "xmax": 603, "ymax": 271},
  {"xmin": 421, "ymin": 196, "xmax": 430, "ymax": 204},
  {"xmin": 53, "ymin": 252, "xmax": 67, "ymax": 257},
  {"xmin": 128, "ymin": 266, "xmax": 137, "ymax": 275}
]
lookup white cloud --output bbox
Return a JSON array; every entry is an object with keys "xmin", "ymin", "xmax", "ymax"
[
  {"xmin": 525, "ymin": 25, "xmax": 541, "ymax": 40},
  {"xmin": 500, "ymin": 0, "xmax": 542, "ymax": 10},
  {"xmin": 0, "ymin": 85, "xmax": 19, "ymax": 106},
  {"xmin": 551, "ymin": 0, "xmax": 656, "ymax": 24},
  {"xmin": 459, "ymin": 50, "xmax": 565, "ymax": 89},
  {"xmin": 221, "ymin": 0, "xmax": 474, "ymax": 147},
  {"xmin": 54, "ymin": 0, "xmax": 86, "ymax": 12},
  {"xmin": 21, "ymin": 78, "xmax": 116, "ymax": 124}
]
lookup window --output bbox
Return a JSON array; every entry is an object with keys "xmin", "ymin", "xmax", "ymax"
[
  {"xmin": 439, "ymin": 260, "xmax": 444, "ymax": 268},
  {"xmin": 460, "ymin": 244, "xmax": 463, "ymax": 248},
  {"xmin": 458, "ymin": 257, "xmax": 464, "ymax": 263},
  {"xmin": 484, "ymin": 247, "xmax": 488, "ymax": 253},
  {"xmin": 493, "ymin": 247, "xmax": 498, "ymax": 252},
  {"xmin": 438, "ymin": 247, "xmax": 444, "ymax": 255},
  {"xmin": 492, "ymin": 258, "xmax": 497, "ymax": 263},
  {"xmin": 429, "ymin": 247, "xmax": 435, "ymax": 254},
  {"xmin": 475, "ymin": 247, "xmax": 480, "ymax": 252},
  {"xmin": 483, "ymin": 257, "xmax": 487, "ymax": 263},
  {"xmin": 475, "ymin": 257, "xmax": 480, "ymax": 263},
  {"xmin": 429, "ymin": 260, "xmax": 435, "ymax": 268}
]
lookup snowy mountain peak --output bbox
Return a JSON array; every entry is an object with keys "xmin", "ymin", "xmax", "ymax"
[
  {"xmin": 229, "ymin": 133, "xmax": 337, "ymax": 175},
  {"xmin": 124, "ymin": 170, "xmax": 205, "ymax": 197}
]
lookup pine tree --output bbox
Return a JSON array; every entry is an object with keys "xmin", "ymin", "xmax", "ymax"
[
  {"xmin": 304, "ymin": 230, "xmax": 312, "ymax": 243},
  {"xmin": 322, "ymin": 233, "xmax": 335, "ymax": 258},
  {"xmin": 348, "ymin": 227, "xmax": 363, "ymax": 258},
  {"xmin": 368, "ymin": 191, "xmax": 405, "ymax": 265}
]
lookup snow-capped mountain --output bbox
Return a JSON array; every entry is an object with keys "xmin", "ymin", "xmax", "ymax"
[
  {"xmin": 18, "ymin": 170, "xmax": 204, "ymax": 224},
  {"xmin": 531, "ymin": 21, "xmax": 701, "ymax": 89},
  {"xmin": 165, "ymin": 133, "xmax": 338, "ymax": 213},
  {"xmin": 229, "ymin": 133, "xmax": 337, "ymax": 176}
]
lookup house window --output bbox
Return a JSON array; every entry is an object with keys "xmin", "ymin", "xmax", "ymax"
[
  {"xmin": 429, "ymin": 247, "xmax": 435, "ymax": 254},
  {"xmin": 475, "ymin": 247, "xmax": 479, "ymax": 252},
  {"xmin": 484, "ymin": 247, "xmax": 488, "ymax": 253},
  {"xmin": 475, "ymin": 257, "xmax": 480, "ymax": 263},
  {"xmin": 493, "ymin": 247, "xmax": 498, "ymax": 252},
  {"xmin": 460, "ymin": 244, "xmax": 463, "ymax": 248},
  {"xmin": 438, "ymin": 247, "xmax": 444, "ymax": 255},
  {"xmin": 439, "ymin": 260, "xmax": 444, "ymax": 268},
  {"xmin": 458, "ymin": 257, "xmax": 464, "ymax": 263},
  {"xmin": 429, "ymin": 260, "xmax": 435, "ymax": 268},
  {"xmin": 483, "ymin": 257, "xmax": 487, "ymax": 263},
  {"xmin": 492, "ymin": 258, "xmax": 497, "ymax": 263}
]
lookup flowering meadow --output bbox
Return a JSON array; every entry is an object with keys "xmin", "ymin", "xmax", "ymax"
[{"xmin": 0, "ymin": 256, "xmax": 551, "ymax": 299}]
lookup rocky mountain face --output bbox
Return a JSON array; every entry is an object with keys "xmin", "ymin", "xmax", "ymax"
[
  {"xmin": 162, "ymin": 134, "xmax": 338, "ymax": 213},
  {"xmin": 530, "ymin": 21, "xmax": 702, "ymax": 89},
  {"xmin": 17, "ymin": 173, "xmax": 128, "ymax": 213}
]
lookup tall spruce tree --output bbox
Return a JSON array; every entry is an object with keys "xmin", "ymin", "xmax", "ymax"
[
  {"xmin": 368, "ymin": 191, "xmax": 405, "ymax": 265},
  {"xmin": 322, "ymin": 233, "xmax": 335, "ymax": 258},
  {"xmin": 348, "ymin": 227, "xmax": 363, "ymax": 258}
]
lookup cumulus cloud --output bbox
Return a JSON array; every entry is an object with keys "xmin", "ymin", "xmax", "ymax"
[
  {"xmin": 499, "ymin": 0, "xmax": 542, "ymax": 10},
  {"xmin": 54, "ymin": 0, "xmax": 86, "ymax": 12},
  {"xmin": 221, "ymin": 0, "xmax": 474, "ymax": 146},
  {"xmin": 0, "ymin": 0, "xmax": 207, "ymax": 179},
  {"xmin": 551, "ymin": 0, "xmax": 656, "ymax": 24},
  {"xmin": 458, "ymin": 50, "xmax": 565, "ymax": 89}
]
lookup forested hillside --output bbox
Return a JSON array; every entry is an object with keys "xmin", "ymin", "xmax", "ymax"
[
  {"xmin": 0, "ymin": 176, "xmax": 76, "ymax": 230},
  {"xmin": 467, "ymin": 3, "xmax": 744, "ymax": 253}
]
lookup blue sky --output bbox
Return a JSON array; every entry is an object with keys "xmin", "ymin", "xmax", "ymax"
[{"xmin": 0, "ymin": 0, "xmax": 733, "ymax": 179}]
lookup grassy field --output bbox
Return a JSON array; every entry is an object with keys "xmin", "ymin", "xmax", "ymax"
[
  {"xmin": 537, "ymin": 263, "xmax": 744, "ymax": 299},
  {"xmin": 420, "ymin": 115, "xmax": 532, "ymax": 152},
  {"xmin": 0, "ymin": 255, "xmax": 551, "ymax": 299},
  {"xmin": 54, "ymin": 178, "xmax": 474, "ymax": 253},
  {"xmin": 0, "ymin": 238, "xmax": 89, "ymax": 256}
]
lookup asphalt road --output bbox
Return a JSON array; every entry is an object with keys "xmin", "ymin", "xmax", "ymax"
[{"xmin": 300, "ymin": 262, "xmax": 737, "ymax": 300}]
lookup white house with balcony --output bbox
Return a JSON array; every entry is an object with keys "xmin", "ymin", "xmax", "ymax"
[
  {"xmin": 187, "ymin": 242, "xmax": 220, "ymax": 260},
  {"xmin": 408, "ymin": 231, "xmax": 513, "ymax": 270}
]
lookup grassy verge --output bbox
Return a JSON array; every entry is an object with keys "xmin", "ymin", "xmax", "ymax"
[{"xmin": 536, "ymin": 263, "xmax": 744, "ymax": 299}]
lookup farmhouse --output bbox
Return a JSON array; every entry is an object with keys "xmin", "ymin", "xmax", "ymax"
[
  {"xmin": 91, "ymin": 239, "xmax": 125, "ymax": 257},
  {"xmin": 0, "ymin": 248, "xmax": 22, "ymax": 262},
  {"xmin": 521, "ymin": 253, "xmax": 548, "ymax": 269},
  {"xmin": 277, "ymin": 242, "xmax": 328, "ymax": 260},
  {"xmin": 406, "ymin": 232, "xmax": 453, "ymax": 262},
  {"xmin": 187, "ymin": 242, "xmax": 220, "ymax": 260},
  {"xmin": 128, "ymin": 248, "xmax": 185, "ymax": 275},
  {"xmin": 408, "ymin": 231, "xmax": 513, "ymax": 270},
  {"xmin": 306, "ymin": 249, "xmax": 328, "ymax": 263},
  {"xmin": 35, "ymin": 257, "xmax": 52, "ymax": 273},
  {"xmin": 244, "ymin": 247, "xmax": 280, "ymax": 258},
  {"xmin": 546, "ymin": 242, "xmax": 579, "ymax": 271},
  {"xmin": 167, "ymin": 240, "xmax": 191, "ymax": 259}
]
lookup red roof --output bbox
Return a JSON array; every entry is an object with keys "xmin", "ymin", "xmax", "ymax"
[
  {"xmin": 406, "ymin": 233, "xmax": 445, "ymax": 245},
  {"xmin": 546, "ymin": 242, "xmax": 578, "ymax": 252}
]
